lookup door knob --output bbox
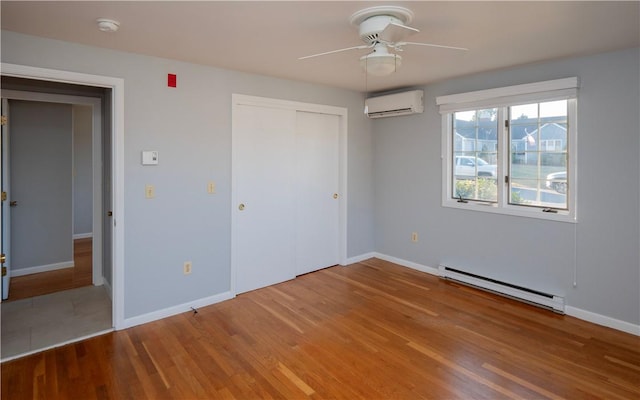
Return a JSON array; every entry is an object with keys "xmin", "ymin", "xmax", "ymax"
[
  {"xmin": 9, "ymin": 201, "xmax": 17, "ymax": 207},
  {"xmin": 333, "ymin": 193, "xmax": 339, "ymax": 199},
  {"xmin": 238, "ymin": 203, "xmax": 245, "ymax": 211}
]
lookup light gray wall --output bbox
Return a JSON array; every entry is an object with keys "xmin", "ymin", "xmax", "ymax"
[
  {"xmin": 1, "ymin": 31, "xmax": 374, "ymax": 318},
  {"xmin": 73, "ymin": 104, "xmax": 92, "ymax": 236},
  {"xmin": 10, "ymin": 100, "xmax": 73, "ymax": 270},
  {"xmin": 373, "ymin": 47, "xmax": 640, "ymax": 325}
]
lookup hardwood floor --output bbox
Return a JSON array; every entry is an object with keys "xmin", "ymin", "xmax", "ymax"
[
  {"xmin": 6, "ymin": 238, "xmax": 93, "ymax": 301},
  {"xmin": 2, "ymin": 258, "xmax": 639, "ymax": 399}
]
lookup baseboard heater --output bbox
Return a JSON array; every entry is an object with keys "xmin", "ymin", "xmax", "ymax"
[{"xmin": 438, "ymin": 265, "xmax": 565, "ymax": 314}]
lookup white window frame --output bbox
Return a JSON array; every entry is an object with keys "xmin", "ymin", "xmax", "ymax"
[{"xmin": 438, "ymin": 78, "xmax": 578, "ymax": 223}]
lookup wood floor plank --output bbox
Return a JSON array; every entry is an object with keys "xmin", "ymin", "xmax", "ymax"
[
  {"xmin": 2, "ymin": 259, "xmax": 639, "ymax": 399},
  {"xmin": 6, "ymin": 238, "xmax": 93, "ymax": 301}
]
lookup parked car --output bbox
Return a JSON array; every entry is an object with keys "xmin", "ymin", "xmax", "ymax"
[
  {"xmin": 454, "ymin": 155, "xmax": 497, "ymax": 178},
  {"xmin": 545, "ymin": 171, "xmax": 567, "ymax": 194}
]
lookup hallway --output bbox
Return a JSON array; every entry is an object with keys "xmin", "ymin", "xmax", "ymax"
[{"xmin": 7, "ymin": 238, "xmax": 93, "ymax": 301}]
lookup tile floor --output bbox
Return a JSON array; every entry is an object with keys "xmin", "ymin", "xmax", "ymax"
[{"xmin": 1, "ymin": 285, "xmax": 112, "ymax": 360}]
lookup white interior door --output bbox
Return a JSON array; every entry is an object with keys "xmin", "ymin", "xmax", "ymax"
[
  {"xmin": 233, "ymin": 104, "xmax": 297, "ymax": 294},
  {"xmin": 295, "ymin": 111, "xmax": 340, "ymax": 275},
  {"xmin": 1, "ymin": 99, "xmax": 10, "ymax": 300}
]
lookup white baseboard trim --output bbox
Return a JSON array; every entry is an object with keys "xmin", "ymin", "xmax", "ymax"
[
  {"xmin": 113, "ymin": 252, "xmax": 636, "ymax": 337},
  {"xmin": 102, "ymin": 279, "xmax": 112, "ymax": 300},
  {"xmin": 11, "ymin": 261, "xmax": 74, "ymax": 277},
  {"xmin": 344, "ymin": 252, "xmax": 377, "ymax": 265},
  {"xmin": 93, "ymin": 275, "xmax": 104, "ymax": 286},
  {"xmin": 73, "ymin": 232, "xmax": 93, "ymax": 240},
  {"xmin": 565, "ymin": 306, "xmax": 640, "ymax": 336},
  {"xmin": 373, "ymin": 252, "xmax": 440, "ymax": 276},
  {"xmin": 122, "ymin": 291, "xmax": 235, "ymax": 330},
  {"xmin": 371, "ymin": 253, "xmax": 639, "ymax": 336}
]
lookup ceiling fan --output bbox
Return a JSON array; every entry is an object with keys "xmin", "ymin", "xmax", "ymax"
[{"xmin": 299, "ymin": 6, "xmax": 468, "ymax": 76}]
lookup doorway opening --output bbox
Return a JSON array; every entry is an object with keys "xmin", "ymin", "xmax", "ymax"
[{"xmin": 0, "ymin": 72, "xmax": 120, "ymax": 360}]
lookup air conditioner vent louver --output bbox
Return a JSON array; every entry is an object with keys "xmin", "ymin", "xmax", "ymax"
[
  {"xmin": 365, "ymin": 90, "xmax": 424, "ymax": 119},
  {"xmin": 368, "ymin": 108, "xmax": 413, "ymax": 118}
]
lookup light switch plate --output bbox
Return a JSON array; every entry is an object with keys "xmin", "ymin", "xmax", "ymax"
[
  {"xmin": 145, "ymin": 184, "xmax": 155, "ymax": 199},
  {"xmin": 142, "ymin": 151, "xmax": 159, "ymax": 165}
]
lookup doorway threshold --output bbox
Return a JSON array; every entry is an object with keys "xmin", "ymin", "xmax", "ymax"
[{"xmin": 1, "ymin": 285, "xmax": 113, "ymax": 361}]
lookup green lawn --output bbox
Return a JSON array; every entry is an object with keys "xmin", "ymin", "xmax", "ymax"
[{"xmin": 510, "ymin": 164, "xmax": 565, "ymax": 180}]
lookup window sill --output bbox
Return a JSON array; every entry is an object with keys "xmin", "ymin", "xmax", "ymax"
[{"xmin": 442, "ymin": 199, "xmax": 577, "ymax": 223}]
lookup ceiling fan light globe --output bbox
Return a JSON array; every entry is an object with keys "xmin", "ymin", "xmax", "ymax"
[{"xmin": 360, "ymin": 53, "xmax": 402, "ymax": 76}]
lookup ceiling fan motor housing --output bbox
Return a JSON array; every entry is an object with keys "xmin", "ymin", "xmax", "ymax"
[
  {"xmin": 350, "ymin": 6, "xmax": 415, "ymax": 45},
  {"xmin": 359, "ymin": 15, "xmax": 403, "ymax": 44}
]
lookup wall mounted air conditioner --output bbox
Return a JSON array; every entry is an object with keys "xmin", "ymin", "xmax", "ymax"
[{"xmin": 365, "ymin": 90, "xmax": 424, "ymax": 119}]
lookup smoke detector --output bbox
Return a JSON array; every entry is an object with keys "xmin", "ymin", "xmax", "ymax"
[{"xmin": 96, "ymin": 18, "xmax": 120, "ymax": 33}]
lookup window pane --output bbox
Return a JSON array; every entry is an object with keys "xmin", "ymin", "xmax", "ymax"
[
  {"xmin": 454, "ymin": 110, "xmax": 476, "ymax": 122},
  {"xmin": 511, "ymin": 103, "xmax": 538, "ymax": 120},
  {"xmin": 540, "ymin": 100, "xmax": 567, "ymax": 120},
  {"xmin": 509, "ymin": 101, "xmax": 569, "ymax": 210},
  {"xmin": 510, "ymin": 178, "xmax": 567, "ymax": 209},
  {"xmin": 452, "ymin": 108, "xmax": 498, "ymax": 203},
  {"xmin": 454, "ymin": 176, "xmax": 498, "ymax": 202}
]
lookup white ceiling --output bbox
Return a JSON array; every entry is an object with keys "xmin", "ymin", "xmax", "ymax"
[{"xmin": 2, "ymin": 1, "xmax": 639, "ymax": 92}]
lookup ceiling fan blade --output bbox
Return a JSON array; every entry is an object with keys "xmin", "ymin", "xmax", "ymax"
[
  {"xmin": 379, "ymin": 22, "xmax": 419, "ymax": 43},
  {"xmin": 298, "ymin": 45, "xmax": 372, "ymax": 60},
  {"xmin": 397, "ymin": 41, "xmax": 469, "ymax": 51}
]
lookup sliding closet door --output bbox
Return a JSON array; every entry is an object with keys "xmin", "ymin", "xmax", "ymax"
[
  {"xmin": 232, "ymin": 97, "xmax": 344, "ymax": 295},
  {"xmin": 233, "ymin": 104, "xmax": 296, "ymax": 294},
  {"xmin": 295, "ymin": 111, "xmax": 340, "ymax": 275}
]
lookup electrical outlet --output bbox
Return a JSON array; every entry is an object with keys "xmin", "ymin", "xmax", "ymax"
[
  {"xmin": 207, "ymin": 181, "xmax": 216, "ymax": 194},
  {"xmin": 411, "ymin": 232, "xmax": 418, "ymax": 242},
  {"xmin": 145, "ymin": 184, "xmax": 155, "ymax": 199},
  {"xmin": 183, "ymin": 261, "xmax": 192, "ymax": 275}
]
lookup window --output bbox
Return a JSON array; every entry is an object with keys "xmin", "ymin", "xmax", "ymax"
[{"xmin": 437, "ymin": 78, "xmax": 578, "ymax": 222}]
